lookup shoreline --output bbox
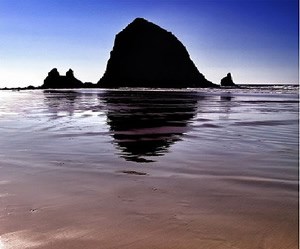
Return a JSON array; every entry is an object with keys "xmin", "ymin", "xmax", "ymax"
[{"xmin": 0, "ymin": 83, "xmax": 299, "ymax": 91}]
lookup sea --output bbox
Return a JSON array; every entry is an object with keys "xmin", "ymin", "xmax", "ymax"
[{"xmin": 0, "ymin": 84, "xmax": 298, "ymax": 248}]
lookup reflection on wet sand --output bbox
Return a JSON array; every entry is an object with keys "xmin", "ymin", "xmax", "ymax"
[
  {"xmin": 43, "ymin": 90, "xmax": 202, "ymax": 163},
  {"xmin": 101, "ymin": 91, "xmax": 199, "ymax": 162},
  {"xmin": 44, "ymin": 90, "xmax": 79, "ymax": 118},
  {"xmin": 219, "ymin": 93, "xmax": 233, "ymax": 119}
]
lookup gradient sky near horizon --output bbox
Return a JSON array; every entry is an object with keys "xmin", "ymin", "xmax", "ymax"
[{"xmin": 0, "ymin": 0, "xmax": 298, "ymax": 87}]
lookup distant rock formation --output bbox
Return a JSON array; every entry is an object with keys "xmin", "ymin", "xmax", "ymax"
[
  {"xmin": 220, "ymin": 73, "xmax": 236, "ymax": 87},
  {"xmin": 98, "ymin": 18, "xmax": 217, "ymax": 88},
  {"xmin": 42, "ymin": 68, "xmax": 83, "ymax": 89}
]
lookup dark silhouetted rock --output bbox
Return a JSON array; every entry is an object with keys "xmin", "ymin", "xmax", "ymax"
[
  {"xmin": 42, "ymin": 68, "xmax": 84, "ymax": 89},
  {"xmin": 98, "ymin": 18, "xmax": 217, "ymax": 88},
  {"xmin": 220, "ymin": 73, "xmax": 236, "ymax": 87},
  {"xmin": 66, "ymin": 69, "xmax": 74, "ymax": 78},
  {"xmin": 26, "ymin": 85, "xmax": 35, "ymax": 90},
  {"xmin": 84, "ymin": 82, "xmax": 97, "ymax": 88}
]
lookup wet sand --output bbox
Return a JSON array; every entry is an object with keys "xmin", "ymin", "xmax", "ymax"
[
  {"xmin": 0, "ymin": 89, "xmax": 298, "ymax": 248},
  {"xmin": 0, "ymin": 162, "xmax": 297, "ymax": 249}
]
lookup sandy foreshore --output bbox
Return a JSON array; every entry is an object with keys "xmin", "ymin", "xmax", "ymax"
[{"xmin": 0, "ymin": 160, "xmax": 297, "ymax": 249}]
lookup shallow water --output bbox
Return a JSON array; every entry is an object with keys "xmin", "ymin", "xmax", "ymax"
[
  {"xmin": 0, "ymin": 87, "xmax": 298, "ymax": 248},
  {"xmin": 0, "ymin": 88, "xmax": 298, "ymax": 171}
]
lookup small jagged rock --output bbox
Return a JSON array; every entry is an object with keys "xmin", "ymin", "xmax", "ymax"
[
  {"xmin": 66, "ymin": 69, "xmax": 74, "ymax": 78},
  {"xmin": 42, "ymin": 68, "xmax": 83, "ymax": 89},
  {"xmin": 220, "ymin": 73, "xmax": 236, "ymax": 87}
]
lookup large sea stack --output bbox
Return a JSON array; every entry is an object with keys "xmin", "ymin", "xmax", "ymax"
[{"xmin": 98, "ymin": 18, "xmax": 217, "ymax": 88}]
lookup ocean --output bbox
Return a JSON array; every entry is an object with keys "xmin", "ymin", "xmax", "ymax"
[{"xmin": 0, "ymin": 85, "xmax": 298, "ymax": 248}]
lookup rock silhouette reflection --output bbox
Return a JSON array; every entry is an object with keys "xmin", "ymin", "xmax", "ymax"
[
  {"xmin": 43, "ymin": 90, "xmax": 79, "ymax": 118},
  {"xmin": 42, "ymin": 90, "xmax": 200, "ymax": 163},
  {"xmin": 101, "ymin": 91, "xmax": 199, "ymax": 162}
]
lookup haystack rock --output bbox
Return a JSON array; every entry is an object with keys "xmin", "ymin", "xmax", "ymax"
[
  {"xmin": 220, "ymin": 73, "xmax": 237, "ymax": 87},
  {"xmin": 98, "ymin": 18, "xmax": 217, "ymax": 88},
  {"xmin": 42, "ymin": 68, "xmax": 83, "ymax": 89}
]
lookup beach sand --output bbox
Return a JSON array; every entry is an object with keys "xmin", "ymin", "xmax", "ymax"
[{"xmin": 0, "ymin": 161, "xmax": 297, "ymax": 249}]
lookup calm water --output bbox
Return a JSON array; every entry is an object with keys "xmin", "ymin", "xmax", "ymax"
[{"xmin": 0, "ymin": 87, "xmax": 298, "ymax": 179}]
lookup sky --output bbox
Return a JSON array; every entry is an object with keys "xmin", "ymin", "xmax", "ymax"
[{"xmin": 0, "ymin": 0, "xmax": 298, "ymax": 87}]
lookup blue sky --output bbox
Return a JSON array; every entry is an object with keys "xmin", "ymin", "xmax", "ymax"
[{"xmin": 0, "ymin": 0, "xmax": 298, "ymax": 87}]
